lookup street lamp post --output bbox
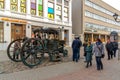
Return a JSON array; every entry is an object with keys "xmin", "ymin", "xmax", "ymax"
[{"xmin": 113, "ymin": 13, "xmax": 120, "ymax": 22}]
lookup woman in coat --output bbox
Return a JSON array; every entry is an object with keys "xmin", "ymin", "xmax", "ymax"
[
  {"xmin": 93, "ymin": 38, "xmax": 104, "ymax": 70},
  {"xmin": 85, "ymin": 41, "xmax": 93, "ymax": 68}
]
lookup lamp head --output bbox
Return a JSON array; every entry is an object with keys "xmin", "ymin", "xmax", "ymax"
[{"xmin": 113, "ymin": 13, "xmax": 118, "ymax": 21}]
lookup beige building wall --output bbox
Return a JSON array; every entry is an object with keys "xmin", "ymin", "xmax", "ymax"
[{"xmin": 72, "ymin": 0, "xmax": 120, "ymax": 42}]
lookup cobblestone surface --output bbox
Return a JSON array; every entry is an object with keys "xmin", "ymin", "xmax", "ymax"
[{"xmin": 0, "ymin": 47, "xmax": 120, "ymax": 80}]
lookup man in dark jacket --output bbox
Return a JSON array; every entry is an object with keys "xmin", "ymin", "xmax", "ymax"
[
  {"xmin": 112, "ymin": 41, "xmax": 118, "ymax": 57},
  {"xmin": 105, "ymin": 39, "xmax": 114, "ymax": 60},
  {"xmin": 72, "ymin": 37, "xmax": 82, "ymax": 62}
]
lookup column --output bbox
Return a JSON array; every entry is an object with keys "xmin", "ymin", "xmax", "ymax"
[
  {"xmin": 62, "ymin": 0, "xmax": 64, "ymax": 22},
  {"xmin": 26, "ymin": 24, "xmax": 32, "ymax": 38},
  {"xmin": 36, "ymin": 0, "xmax": 39, "ymax": 16},
  {"xmin": 68, "ymin": 28, "xmax": 72, "ymax": 46},
  {"xmin": 43, "ymin": 0, "xmax": 48, "ymax": 20},
  {"xmin": 4, "ymin": 22, "xmax": 11, "ymax": 50},
  {"xmin": 54, "ymin": 0, "xmax": 57, "ymax": 21},
  {"xmin": 27, "ymin": 0, "xmax": 31, "ymax": 15},
  {"xmin": 5, "ymin": 0, "xmax": 10, "ymax": 15},
  {"xmin": 68, "ymin": 0, "xmax": 72, "ymax": 24},
  {"xmin": 92, "ymin": 34, "xmax": 94, "ymax": 42},
  {"xmin": 5, "ymin": 0, "xmax": 10, "ymax": 11},
  {"xmin": 18, "ymin": 0, "xmax": 20, "ymax": 12}
]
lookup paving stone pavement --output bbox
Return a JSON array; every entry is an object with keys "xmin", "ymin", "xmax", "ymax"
[{"xmin": 0, "ymin": 47, "xmax": 120, "ymax": 80}]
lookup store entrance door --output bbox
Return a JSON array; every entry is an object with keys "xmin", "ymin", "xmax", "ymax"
[{"xmin": 11, "ymin": 24, "xmax": 26, "ymax": 41}]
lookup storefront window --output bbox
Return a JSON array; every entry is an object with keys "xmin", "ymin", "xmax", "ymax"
[
  {"xmin": 48, "ymin": 2, "xmax": 54, "ymax": 19},
  {"xmin": 31, "ymin": 0, "xmax": 36, "ymax": 15},
  {"xmin": 38, "ymin": 0, "xmax": 43, "ymax": 16},
  {"xmin": 101, "ymin": 35, "xmax": 105, "ymax": 42},
  {"xmin": 10, "ymin": 0, "xmax": 18, "ymax": 11},
  {"xmin": 20, "ymin": 0, "xmax": 26, "ymax": 13},
  {"xmin": 84, "ymin": 33, "xmax": 92, "ymax": 42},
  {"xmin": 0, "ymin": 0, "xmax": 4, "ymax": 9},
  {"xmin": 93, "ymin": 34, "xmax": 99, "ymax": 42},
  {"xmin": 0, "ymin": 22, "xmax": 4, "ymax": 42}
]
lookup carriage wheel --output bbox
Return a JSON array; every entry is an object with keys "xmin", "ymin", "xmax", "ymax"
[
  {"xmin": 21, "ymin": 38, "xmax": 44, "ymax": 68},
  {"xmin": 7, "ymin": 39, "xmax": 23, "ymax": 62}
]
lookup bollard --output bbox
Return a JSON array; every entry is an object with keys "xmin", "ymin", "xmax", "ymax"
[{"xmin": 118, "ymin": 48, "xmax": 120, "ymax": 60}]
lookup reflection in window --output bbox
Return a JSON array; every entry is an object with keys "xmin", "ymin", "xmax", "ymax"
[
  {"xmin": 31, "ymin": 0, "xmax": 36, "ymax": 15},
  {"xmin": 20, "ymin": 0, "xmax": 26, "ymax": 13},
  {"xmin": 10, "ymin": 0, "xmax": 18, "ymax": 11},
  {"xmin": 38, "ymin": 0, "xmax": 43, "ymax": 16},
  {"xmin": 0, "ymin": 0, "xmax": 4, "ymax": 9}
]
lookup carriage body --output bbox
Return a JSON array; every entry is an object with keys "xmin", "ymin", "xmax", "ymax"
[{"xmin": 7, "ymin": 28, "xmax": 68, "ymax": 67}]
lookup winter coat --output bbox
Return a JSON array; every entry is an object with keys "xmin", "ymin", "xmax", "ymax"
[
  {"xmin": 72, "ymin": 39, "xmax": 82, "ymax": 49},
  {"xmin": 93, "ymin": 42, "xmax": 104, "ymax": 57},
  {"xmin": 86, "ymin": 45, "xmax": 93, "ymax": 61},
  {"xmin": 105, "ymin": 42, "xmax": 114, "ymax": 52}
]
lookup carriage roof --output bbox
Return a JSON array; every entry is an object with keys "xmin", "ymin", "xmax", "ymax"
[{"xmin": 33, "ymin": 28, "xmax": 59, "ymax": 34}]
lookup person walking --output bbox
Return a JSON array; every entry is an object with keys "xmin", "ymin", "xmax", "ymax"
[
  {"xmin": 83, "ymin": 41, "xmax": 88, "ymax": 62},
  {"xmin": 112, "ymin": 41, "xmax": 118, "ymax": 57},
  {"xmin": 85, "ymin": 41, "xmax": 93, "ymax": 68},
  {"xmin": 93, "ymin": 38, "xmax": 104, "ymax": 70},
  {"xmin": 105, "ymin": 39, "xmax": 113, "ymax": 60},
  {"xmin": 72, "ymin": 36, "xmax": 81, "ymax": 62}
]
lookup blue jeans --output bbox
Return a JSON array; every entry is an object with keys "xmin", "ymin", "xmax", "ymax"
[
  {"xmin": 72, "ymin": 48, "xmax": 79, "ymax": 62},
  {"xmin": 96, "ymin": 57, "xmax": 103, "ymax": 70}
]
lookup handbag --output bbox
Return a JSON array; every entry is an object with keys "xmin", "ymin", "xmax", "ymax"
[{"xmin": 101, "ymin": 54, "xmax": 105, "ymax": 58}]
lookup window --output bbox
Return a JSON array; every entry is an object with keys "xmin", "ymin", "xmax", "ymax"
[
  {"xmin": 10, "ymin": 0, "xmax": 18, "ymax": 11},
  {"xmin": 20, "ymin": 0, "xmax": 26, "ymax": 13},
  {"xmin": 48, "ymin": 2, "xmax": 54, "ymax": 19},
  {"xmin": 57, "ymin": 0, "xmax": 62, "ymax": 4},
  {"xmin": 64, "ymin": 7, "xmax": 69, "ymax": 21},
  {"xmin": 31, "ymin": 0, "xmax": 36, "ymax": 15},
  {"xmin": 64, "ymin": 0, "xmax": 69, "ymax": 6},
  {"xmin": 0, "ymin": 0, "xmax": 4, "ymax": 9},
  {"xmin": 38, "ymin": 0, "xmax": 43, "ymax": 16},
  {"xmin": 56, "ymin": 5, "xmax": 62, "ymax": 20},
  {"xmin": 0, "ymin": 22, "xmax": 4, "ymax": 42}
]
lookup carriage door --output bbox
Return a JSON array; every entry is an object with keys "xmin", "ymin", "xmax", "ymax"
[{"xmin": 11, "ymin": 24, "xmax": 26, "ymax": 41}]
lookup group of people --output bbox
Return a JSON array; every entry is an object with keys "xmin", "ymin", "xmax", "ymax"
[{"xmin": 72, "ymin": 36, "xmax": 118, "ymax": 71}]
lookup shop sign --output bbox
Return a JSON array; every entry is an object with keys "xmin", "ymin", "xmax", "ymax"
[{"xmin": 0, "ymin": 18, "xmax": 27, "ymax": 24}]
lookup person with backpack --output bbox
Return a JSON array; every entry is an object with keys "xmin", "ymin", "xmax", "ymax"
[{"xmin": 93, "ymin": 38, "xmax": 104, "ymax": 70}]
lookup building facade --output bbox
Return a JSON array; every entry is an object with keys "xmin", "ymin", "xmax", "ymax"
[
  {"xmin": 72, "ymin": 0, "xmax": 120, "ymax": 42},
  {"xmin": 0, "ymin": 0, "xmax": 72, "ymax": 50}
]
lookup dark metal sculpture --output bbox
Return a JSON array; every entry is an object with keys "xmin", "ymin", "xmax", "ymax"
[{"xmin": 7, "ymin": 28, "xmax": 68, "ymax": 68}]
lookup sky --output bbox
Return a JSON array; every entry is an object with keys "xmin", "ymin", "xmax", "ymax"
[{"xmin": 102, "ymin": 0, "xmax": 120, "ymax": 11}]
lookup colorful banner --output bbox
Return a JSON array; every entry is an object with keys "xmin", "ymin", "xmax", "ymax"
[
  {"xmin": 48, "ymin": 7, "xmax": 54, "ymax": 14},
  {"xmin": 48, "ymin": 13, "xmax": 54, "ymax": 19},
  {"xmin": 31, "ymin": 0, "xmax": 36, "ymax": 15}
]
